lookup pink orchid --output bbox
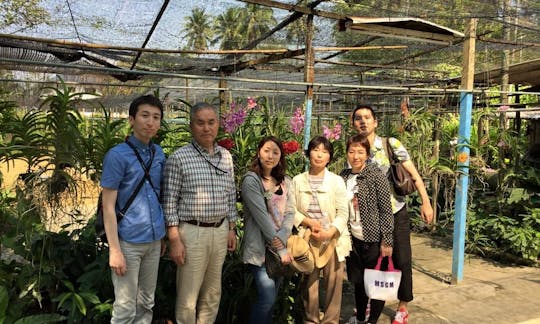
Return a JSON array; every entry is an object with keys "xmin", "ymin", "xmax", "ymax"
[
  {"xmin": 289, "ymin": 106, "xmax": 305, "ymax": 135},
  {"xmin": 322, "ymin": 125, "xmax": 331, "ymax": 139},
  {"xmin": 222, "ymin": 101, "xmax": 248, "ymax": 134},
  {"xmin": 323, "ymin": 123, "xmax": 342, "ymax": 140},
  {"xmin": 247, "ymin": 97, "xmax": 257, "ymax": 110}
]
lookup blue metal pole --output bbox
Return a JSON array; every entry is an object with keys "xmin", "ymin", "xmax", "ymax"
[
  {"xmin": 303, "ymin": 98, "xmax": 313, "ymax": 171},
  {"xmin": 452, "ymin": 91, "xmax": 473, "ymax": 284},
  {"xmin": 303, "ymin": 99, "xmax": 313, "ymax": 151}
]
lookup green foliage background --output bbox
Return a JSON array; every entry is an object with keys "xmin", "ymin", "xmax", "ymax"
[
  {"xmin": 0, "ymin": 0, "xmax": 540, "ymax": 320},
  {"xmin": 0, "ymin": 81, "xmax": 539, "ymax": 323}
]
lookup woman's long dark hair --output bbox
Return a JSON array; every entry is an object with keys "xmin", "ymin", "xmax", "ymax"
[{"xmin": 249, "ymin": 136, "xmax": 287, "ymax": 184}]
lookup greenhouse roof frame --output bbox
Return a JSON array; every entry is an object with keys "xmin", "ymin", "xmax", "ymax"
[
  {"xmin": 0, "ymin": 0, "xmax": 538, "ymax": 112},
  {"xmin": 339, "ymin": 16, "xmax": 465, "ymax": 45}
]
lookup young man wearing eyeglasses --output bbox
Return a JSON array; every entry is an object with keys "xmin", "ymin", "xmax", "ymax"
[
  {"xmin": 162, "ymin": 102, "xmax": 238, "ymax": 324},
  {"xmin": 350, "ymin": 105, "xmax": 433, "ymax": 324}
]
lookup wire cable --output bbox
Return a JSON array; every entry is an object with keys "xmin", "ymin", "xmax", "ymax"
[{"xmin": 65, "ymin": 0, "xmax": 84, "ymax": 48}]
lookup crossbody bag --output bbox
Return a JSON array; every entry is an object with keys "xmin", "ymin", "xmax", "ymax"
[{"xmin": 95, "ymin": 139, "xmax": 158, "ymax": 243}]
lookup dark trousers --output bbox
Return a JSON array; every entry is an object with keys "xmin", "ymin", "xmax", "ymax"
[
  {"xmin": 393, "ymin": 206, "xmax": 413, "ymax": 302},
  {"xmin": 347, "ymin": 238, "xmax": 386, "ymax": 323}
]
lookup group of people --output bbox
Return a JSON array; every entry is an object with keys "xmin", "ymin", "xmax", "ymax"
[{"xmin": 101, "ymin": 95, "xmax": 433, "ymax": 324}]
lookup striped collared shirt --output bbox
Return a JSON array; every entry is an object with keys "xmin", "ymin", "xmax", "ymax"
[{"xmin": 162, "ymin": 140, "xmax": 238, "ymax": 226}]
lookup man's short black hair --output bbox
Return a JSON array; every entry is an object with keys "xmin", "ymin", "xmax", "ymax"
[
  {"xmin": 351, "ymin": 105, "xmax": 376, "ymax": 122},
  {"xmin": 129, "ymin": 95, "xmax": 164, "ymax": 119}
]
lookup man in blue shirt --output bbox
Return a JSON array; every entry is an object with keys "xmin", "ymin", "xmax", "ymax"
[{"xmin": 101, "ymin": 94, "xmax": 166, "ymax": 323}]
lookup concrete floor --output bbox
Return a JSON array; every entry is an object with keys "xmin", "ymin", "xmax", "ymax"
[{"xmin": 339, "ymin": 233, "xmax": 540, "ymax": 324}]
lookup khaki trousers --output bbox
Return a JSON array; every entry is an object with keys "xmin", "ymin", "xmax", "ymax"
[
  {"xmin": 174, "ymin": 220, "xmax": 229, "ymax": 324},
  {"xmin": 302, "ymin": 252, "xmax": 344, "ymax": 324}
]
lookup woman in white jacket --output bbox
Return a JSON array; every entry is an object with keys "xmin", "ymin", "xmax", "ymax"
[{"xmin": 291, "ymin": 135, "xmax": 351, "ymax": 324}]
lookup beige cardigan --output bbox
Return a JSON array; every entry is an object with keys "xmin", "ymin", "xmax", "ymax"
[{"xmin": 291, "ymin": 169, "xmax": 352, "ymax": 262}]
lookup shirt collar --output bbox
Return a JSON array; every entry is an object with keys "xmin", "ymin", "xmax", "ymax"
[
  {"xmin": 127, "ymin": 135, "xmax": 153, "ymax": 150},
  {"xmin": 374, "ymin": 135, "xmax": 384, "ymax": 149},
  {"xmin": 192, "ymin": 140, "xmax": 220, "ymax": 156}
]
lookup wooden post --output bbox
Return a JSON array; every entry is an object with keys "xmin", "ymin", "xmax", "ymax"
[
  {"xmin": 500, "ymin": 0, "xmax": 511, "ymax": 105},
  {"xmin": 185, "ymin": 78, "xmax": 189, "ymax": 103},
  {"xmin": 477, "ymin": 115, "xmax": 485, "ymax": 161},
  {"xmin": 499, "ymin": 0, "xmax": 511, "ymax": 170},
  {"xmin": 219, "ymin": 72, "xmax": 228, "ymax": 115},
  {"xmin": 514, "ymin": 85, "xmax": 521, "ymax": 164},
  {"xmin": 452, "ymin": 18, "xmax": 477, "ymax": 285},
  {"xmin": 431, "ymin": 117, "xmax": 440, "ymax": 225},
  {"xmin": 303, "ymin": 14, "xmax": 315, "ymax": 162}
]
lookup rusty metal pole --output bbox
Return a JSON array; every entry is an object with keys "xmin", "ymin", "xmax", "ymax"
[{"xmin": 303, "ymin": 14, "xmax": 315, "ymax": 167}]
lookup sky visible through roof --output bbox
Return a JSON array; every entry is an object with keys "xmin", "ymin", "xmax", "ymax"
[
  {"xmin": 2, "ymin": 0, "xmax": 538, "ymax": 107},
  {"xmin": 2, "ymin": 0, "xmax": 327, "ymax": 50}
]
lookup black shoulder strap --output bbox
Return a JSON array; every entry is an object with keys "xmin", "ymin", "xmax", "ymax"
[
  {"xmin": 257, "ymin": 174, "xmax": 281, "ymax": 233},
  {"xmin": 125, "ymin": 139, "xmax": 160, "ymax": 199},
  {"xmin": 116, "ymin": 138, "xmax": 159, "ymax": 216},
  {"xmin": 119, "ymin": 176, "xmax": 146, "ymax": 215}
]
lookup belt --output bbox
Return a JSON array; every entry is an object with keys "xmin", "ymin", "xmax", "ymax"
[{"xmin": 184, "ymin": 218, "xmax": 225, "ymax": 228}]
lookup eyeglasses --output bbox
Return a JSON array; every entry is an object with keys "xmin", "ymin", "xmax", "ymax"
[{"xmin": 193, "ymin": 144, "xmax": 228, "ymax": 175}]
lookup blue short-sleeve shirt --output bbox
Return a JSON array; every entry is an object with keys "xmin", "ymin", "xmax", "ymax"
[{"xmin": 101, "ymin": 136, "xmax": 166, "ymax": 243}]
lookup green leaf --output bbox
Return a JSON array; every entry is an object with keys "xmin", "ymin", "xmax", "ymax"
[
  {"xmin": 62, "ymin": 280, "xmax": 75, "ymax": 292},
  {"xmin": 18, "ymin": 281, "xmax": 36, "ymax": 299},
  {"xmin": 79, "ymin": 292, "xmax": 100, "ymax": 305},
  {"xmin": 53, "ymin": 292, "xmax": 72, "ymax": 308},
  {"xmin": 506, "ymin": 188, "xmax": 529, "ymax": 204},
  {"xmin": 0, "ymin": 285, "xmax": 8, "ymax": 323},
  {"xmin": 14, "ymin": 314, "xmax": 67, "ymax": 324},
  {"xmin": 74, "ymin": 293, "xmax": 87, "ymax": 316}
]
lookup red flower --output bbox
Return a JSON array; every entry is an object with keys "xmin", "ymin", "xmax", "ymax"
[
  {"xmin": 283, "ymin": 140, "xmax": 300, "ymax": 155},
  {"xmin": 218, "ymin": 138, "xmax": 235, "ymax": 150}
]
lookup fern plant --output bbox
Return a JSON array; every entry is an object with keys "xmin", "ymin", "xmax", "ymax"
[
  {"xmin": 39, "ymin": 80, "xmax": 90, "ymax": 196},
  {"xmin": 84, "ymin": 103, "xmax": 127, "ymax": 182}
]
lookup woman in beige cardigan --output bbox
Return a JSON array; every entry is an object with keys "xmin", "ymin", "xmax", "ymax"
[{"xmin": 291, "ymin": 136, "xmax": 351, "ymax": 324}]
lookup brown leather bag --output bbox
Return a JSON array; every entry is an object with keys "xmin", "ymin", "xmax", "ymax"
[{"xmin": 382, "ymin": 137, "xmax": 417, "ymax": 196}]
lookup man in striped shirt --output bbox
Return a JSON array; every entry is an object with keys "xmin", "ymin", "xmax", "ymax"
[{"xmin": 162, "ymin": 102, "xmax": 238, "ymax": 324}]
